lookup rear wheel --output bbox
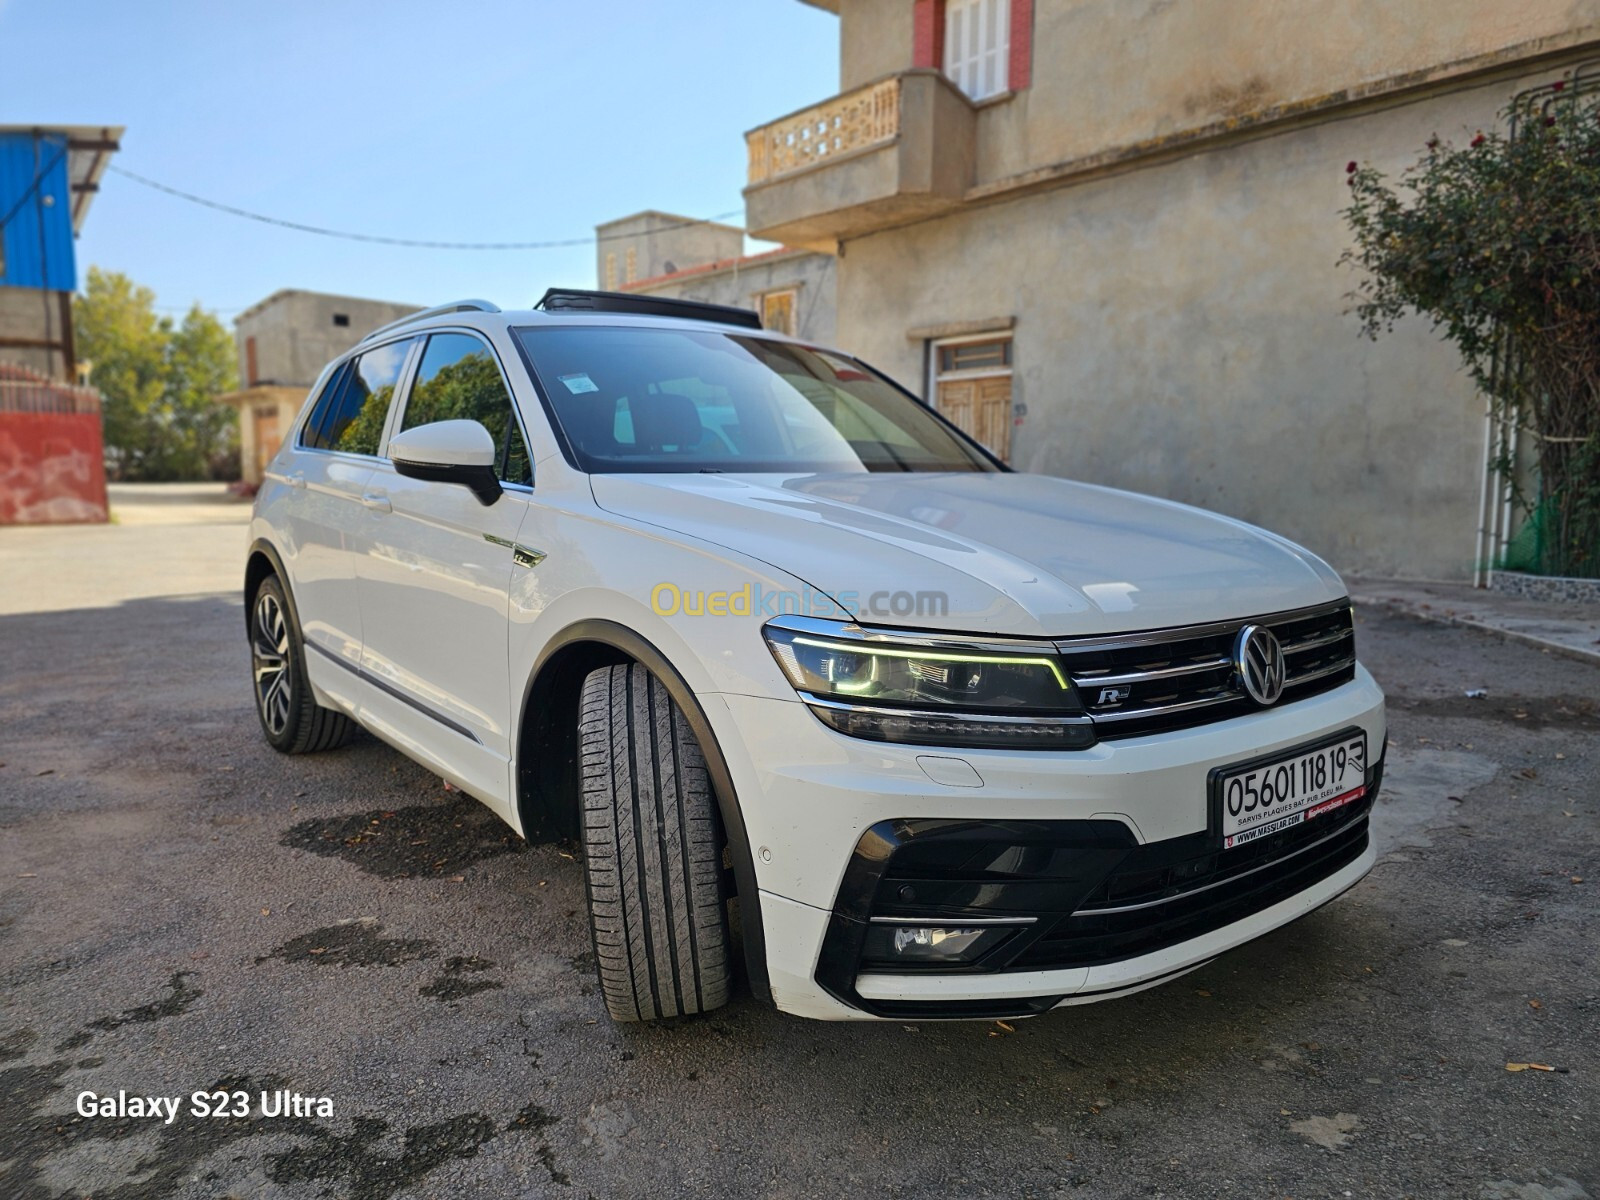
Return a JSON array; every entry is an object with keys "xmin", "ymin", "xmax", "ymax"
[
  {"xmin": 579, "ymin": 662, "xmax": 731, "ymax": 1022},
  {"xmin": 250, "ymin": 575, "xmax": 354, "ymax": 754}
]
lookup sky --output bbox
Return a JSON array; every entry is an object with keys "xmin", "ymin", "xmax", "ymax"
[{"xmin": 0, "ymin": 0, "xmax": 839, "ymax": 318}]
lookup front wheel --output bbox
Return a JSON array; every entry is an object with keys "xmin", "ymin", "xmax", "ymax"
[
  {"xmin": 250, "ymin": 575, "xmax": 354, "ymax": 754},
  {"xmin": 578, "ymin": 663, "xmax": 732, "ymax": 1022}
]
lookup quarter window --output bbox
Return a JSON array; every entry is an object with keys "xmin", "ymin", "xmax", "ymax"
[
  {"xmin": 300, "ymin": 363, "xmax": 349, "ymax": 450},
  {"xmin": 401, "ymin": 332, "xmax": 531, "ymax": 485},
  {"xmin": 312, "ymin": 338, "xmax": 415, "ymax": 456}
]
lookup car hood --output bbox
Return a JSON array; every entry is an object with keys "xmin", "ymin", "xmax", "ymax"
[{"xmin": 589, "ymin": 471, "xmax": 1346, "ymax": 637}]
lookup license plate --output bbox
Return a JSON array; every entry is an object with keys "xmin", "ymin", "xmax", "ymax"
[{"xmin": 1217, "ymin": 732, "xmax": 1368, "ymax": 849}]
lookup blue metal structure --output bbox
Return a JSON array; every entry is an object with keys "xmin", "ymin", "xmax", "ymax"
[{"xmin": 0, "ymin": 130, "xmax": 78, "ymax": 292}]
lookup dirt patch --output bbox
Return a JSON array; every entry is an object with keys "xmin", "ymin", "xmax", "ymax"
[
  {"xmin": 280, "ymin": 798, "xmax": 529, "ymax": 879},
  {"xmin": 54, "ymin": 971, "xmax": 203, "ymax": 1052},
  {"xmin": 255, "ymin": 918, "xmax": 435, "ymax": 969},
  {"xmin": 419, "ymin": 955, "xmax": 503, "ymax": 1003},
  {"xmin": 0, "ymin": 1027, "xmax": 36, "ymax": 1061},
  {"xmin": 510, "ymin": 1101, "xmax": 570, "ymax": 1186},
  {"xmin": 1391, "ymin": 693, "xmax": 1600, "ymax": 731}
]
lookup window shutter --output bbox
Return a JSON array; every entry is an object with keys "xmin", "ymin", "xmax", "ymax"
[{"xmin": 944, "ymin": 0, "xmax": 1010, "ymax": 101}]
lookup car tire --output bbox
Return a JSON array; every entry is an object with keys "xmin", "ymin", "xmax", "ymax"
[
  {"xmin": 579, "ymin": 662, "xmax": 732, "ymax": 1022},
  {"xmin": 250, "ymin": 575, "xmax": 355, "ymax": 754}
]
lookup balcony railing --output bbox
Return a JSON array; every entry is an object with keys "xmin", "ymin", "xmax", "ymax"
[{"xmin": 747, "ymin": 78, "xmax": 901, "ymax": 185}]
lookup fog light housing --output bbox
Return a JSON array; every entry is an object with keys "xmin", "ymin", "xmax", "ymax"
[{"xmin": 860, "ymin": 922, "xmax": 1018, "ymax": 966}]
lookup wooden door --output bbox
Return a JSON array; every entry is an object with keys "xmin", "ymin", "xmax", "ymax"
[
  {"xmin": 937, "ymin": 374, "xmax": 1012, "ymax": 462},
  {"xmin": 253, "ymin": 406, "xmax": 280, "ymax": 481}
]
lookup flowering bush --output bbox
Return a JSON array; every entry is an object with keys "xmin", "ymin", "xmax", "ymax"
[{"xmin": 1342, "ymin": 81, "xmax": 1600, "ymax": 577}]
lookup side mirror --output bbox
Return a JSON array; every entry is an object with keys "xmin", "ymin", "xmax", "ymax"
[{"xmin": 389, "ymin": 420, "xmax": 503, "ymax": 506}]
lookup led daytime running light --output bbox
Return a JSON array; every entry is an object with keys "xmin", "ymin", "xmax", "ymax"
[{"xmin": 788, "ymin": 636, "xmax": 1071, "ymax": 691}]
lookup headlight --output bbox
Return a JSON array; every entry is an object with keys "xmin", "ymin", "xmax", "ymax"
[{"xmin": 762, "ymin": 618, "xmax": 1094, "ymax": 750}]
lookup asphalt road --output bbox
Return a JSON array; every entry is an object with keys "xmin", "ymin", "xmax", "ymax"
[{"xmin": 2, "ymin": 493, "xmax": 1596, "ymax": 1200}]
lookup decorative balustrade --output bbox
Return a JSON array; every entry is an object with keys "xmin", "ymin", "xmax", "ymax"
[
  {"xmin": 747, "ymin": 78, "xmax": 902, "ymax": 185},
  {"xmin": 0, "ymin": 370, "xmax": 101, "ymax": 414}
]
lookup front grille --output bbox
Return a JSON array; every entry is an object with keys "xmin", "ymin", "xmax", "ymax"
[
  {"xmin": 1010, "ymin": 796, "xmax": 1372, "ymax": 971},
  {"xmin": 1062, "ymin": 599, "xmax": 1356, "ymax": 739}
]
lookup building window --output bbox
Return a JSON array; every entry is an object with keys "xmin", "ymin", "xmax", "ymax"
[
  {"xmin": 604, "ymin": 252, "xmax": 618, "ymax": 291},
  {"xmin": 760, "ymin": 289, "xmax": 798, "ymax": 337},
  {"xmin": 332, "ymin": 313, "xmax": 350, "ymax": 327},
  {"xmin": 929, "ymin": 332, "xmax": 1014, "ymax": 462},
  {"xmin": 625, "ymin": 247, "xmax": 638, "ymax": 285},
  {"xmin": 944, "ymin": 0, "xmax": 1010, "ymax": 101},
  {"xmin": 245, "ymin": 336, "xmax": 259, "ymax": 387}
]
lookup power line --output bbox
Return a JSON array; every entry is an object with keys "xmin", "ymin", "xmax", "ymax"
[{"xmin": 105, "ymin": 165, "xmax": 743, "ymax": 250}]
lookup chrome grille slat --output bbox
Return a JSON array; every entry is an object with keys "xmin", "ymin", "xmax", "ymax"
[
  {"xmin": 1070, "ymin": 656, "xmax": 1232, "ymax": 687},
  {"xmin": 1285, "ymin": 656, "xmax": 1357, "ymax": 686},
  {"xmin": 1280, "ymin": 626, "xmax": 1353, "ymax": 654},
  {"xmin": 1087, "ymin": 689, "xmax": 1244, "ymax": 723}
]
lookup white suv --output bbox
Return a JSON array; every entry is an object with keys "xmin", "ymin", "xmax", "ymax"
[{"xmin": 246, "ymin": 290, "xmax": 1385, "ymax": 1023}]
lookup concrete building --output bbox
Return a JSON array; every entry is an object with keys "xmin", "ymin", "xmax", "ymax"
[
  {"xmin": 597, "ymin": 210, "xmax": 837, "ymax": 344},
  {"xmin": 743, "ymin": 0, "xmax": 1600, "ymax": 581},
  {"xmin": 218, "ymin": 289, "xmax": 419, "ymax": 484}
]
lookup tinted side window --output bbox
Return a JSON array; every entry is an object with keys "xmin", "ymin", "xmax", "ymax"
[
  {"xmin": 317, "ymin": 338, "xmax": 415, "ymax": 456},
  {"xmin": 402, "ymin": 333, "xmax": 531, "ymax": 485},
  {"xmin": 299, "ymin": 363, "xmax": 350, "ymax": 450}
]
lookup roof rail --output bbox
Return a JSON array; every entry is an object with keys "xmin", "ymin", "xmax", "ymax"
[
  {"xmin": 535, "ymin": 288, "xmax": 762, "ymax": 331},
  {"xmin": 359, "ymin": 299, "xmax": 501, "ymax": 344}
]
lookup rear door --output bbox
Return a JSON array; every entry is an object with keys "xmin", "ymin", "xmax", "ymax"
[
  {"xmin": 278, "ymin": 337, "xmax": 417, "ymax": 703},
  {"xmin": 350, "ymin": 330, "xmax": 535, "ymax": 820}
]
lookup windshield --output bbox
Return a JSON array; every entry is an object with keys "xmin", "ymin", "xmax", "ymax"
[{"xmin": 514, "ymin": 326, "xmax": 999, "ymax": 474}]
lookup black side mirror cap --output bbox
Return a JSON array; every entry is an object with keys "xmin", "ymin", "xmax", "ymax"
[{"xmin": 392, "ymin": 458, "xmax": 504, "ymax": 506}]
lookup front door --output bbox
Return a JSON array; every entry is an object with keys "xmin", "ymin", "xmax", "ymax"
[
  {"xmin": 932, "ymin": 334, "xmax": 1014, "ymax": 462},
  {"xmin": 350, "ymin": 330, "xmax": 536, "ymax": 821}
]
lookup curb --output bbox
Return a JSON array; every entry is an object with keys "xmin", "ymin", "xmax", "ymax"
[{"xmin": 1350, "ymin": 592, "xmax": 1600, "ymax": 670}]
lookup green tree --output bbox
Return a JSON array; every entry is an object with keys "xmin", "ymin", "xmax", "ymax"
[
  {"xmin": 74, "ymin": 266, "xmax": 239, "ymax": 481},
  {"xmin": 1342, "ymin": 83, "xmax": 1600, "ymax": 577}
]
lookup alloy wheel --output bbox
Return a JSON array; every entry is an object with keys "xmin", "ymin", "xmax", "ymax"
[{"xmin": 252, "ymin": 591, "xmax": 292, "ymax": 737}]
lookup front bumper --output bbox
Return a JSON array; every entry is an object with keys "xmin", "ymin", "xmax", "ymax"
[{"xmin": 710, "ymin": 665, "xmax": 1386, "ymax": 1021}]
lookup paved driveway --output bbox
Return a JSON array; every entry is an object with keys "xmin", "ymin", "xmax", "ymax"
[{"xmin": 2, "ymin": 491, "xmax": 1596, "ymax": 1199}]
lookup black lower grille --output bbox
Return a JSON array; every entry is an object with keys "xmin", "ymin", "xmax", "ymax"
[
  {"xmin": 814, "ymin": 758, "xmax": 1382, "ymax": 1017},
  {"xmin": 1011, "ymin": 801, "xmax": 1371, "ymax": 970}
]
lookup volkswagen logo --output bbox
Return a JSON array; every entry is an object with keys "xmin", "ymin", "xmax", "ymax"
[{"xmin": 1234, "ymin": 624, "xmax": 1287, "ymax": 706}]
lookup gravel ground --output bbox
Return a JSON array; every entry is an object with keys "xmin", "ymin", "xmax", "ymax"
[{"xmin": 1, "ymin": 506, "xmax": 1596, "ymax": 1200}]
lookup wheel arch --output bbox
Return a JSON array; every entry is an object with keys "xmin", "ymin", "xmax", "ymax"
[
  {"xmin": 244, "ymin": 539, "xmax": 296, "ymax": 637},
  {"xmin": 516, "ymin": 618, "xmax": 772, "ymax": 1005}
]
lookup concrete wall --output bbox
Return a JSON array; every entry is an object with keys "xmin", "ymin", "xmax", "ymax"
[
  {"xmin": 629, "ymin": 251, "xmax": 839, "ymax": 346},
  {"xmin": 594, "ymin": 213, "xmax": 746, "ymax": 290},
  {"xmin": 831, "ymin": 67, "xmax": 1569, "ymax": 581},
  {"xmin": 840, "ymin": 0, "xmax": 912, "ymax": 89},
  {"xmin": 234, "ymin": 290, "xmax": 420, "ymax": 388}
]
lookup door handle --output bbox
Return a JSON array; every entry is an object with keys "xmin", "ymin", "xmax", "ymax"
[
  {"xmin": 360, "ymin": 490, "xmax": 391, "ymax": 513},
  {"xmin": 287, "ymin": 471, "xmax": 306, "ymax": 489}
]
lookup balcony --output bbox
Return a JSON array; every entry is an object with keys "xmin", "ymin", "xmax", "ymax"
[{"xmin": 743, "ymin": 70, "xmax": 976, "ymax": 248}]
